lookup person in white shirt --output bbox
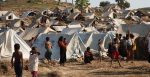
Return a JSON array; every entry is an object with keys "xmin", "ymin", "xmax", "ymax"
[{"xmin": 29, "ymin": 47, "xmax": 40, "ymax": 77}]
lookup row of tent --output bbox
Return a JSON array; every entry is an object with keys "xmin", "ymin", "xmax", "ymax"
[
  {"xmin": 0, "ymin": 29, "xmax": 115, "ymax": 60},
  {"xmin": 16, "ymin": 27, "xmax": 99, "ymax": 41},
  {"xmin": 1, "ymin": 23, "xmax": 150, "ymax": 60},
  {"xmin": 32, "ymin": 31, "xmax": 115, "ymax": 60}
]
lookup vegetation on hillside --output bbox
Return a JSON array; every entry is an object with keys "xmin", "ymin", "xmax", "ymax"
[
  {"xmin": 99, "ymin": 1, "xmax": 110, "ymax": 7},
  {"xmin": 0, "ymin": 0, "xmax": 72, "ymax": 11},
  {"xmin": 139, "ymin": 7, "xmax": 150, "ymax": 12},
  {"xmin": 115, "ymin": 0, "xmax": 130, "ymax": 9},
  {"xmin": 75, "ymin": 0, "xmax": 89, "ymax": 13}
]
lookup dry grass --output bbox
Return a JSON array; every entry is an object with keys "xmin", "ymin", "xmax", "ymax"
[
  {"xmin": 0, "ymin": 60, "xmax": 150, "ymax": 77},
  {"xmin": 0, "ymin": 0, "xmax": 72, "ymax": 12}
]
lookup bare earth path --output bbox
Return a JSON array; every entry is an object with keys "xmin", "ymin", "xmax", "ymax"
[{"xmin": 1, "ymin": 60, "xmax": 150, "ymax": 77}]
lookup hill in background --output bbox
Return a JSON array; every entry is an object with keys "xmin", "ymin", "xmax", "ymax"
[
  {"xmin": 138, "ymin": 7, "xmax": 150, "ymax": 12},
  {"xmin": 0, "ymin": 0, "xmax": 72, "ymax": 11}
]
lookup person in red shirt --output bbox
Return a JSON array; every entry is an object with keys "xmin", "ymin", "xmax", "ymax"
[
  {"xmin": 84, "ymin": 47, "xmax": 93, "ymax": 64},
  {"xmin": 110, "ymin": 38, "xmax": 122, "ymax": 68},
  {"xmin": 58, "ymin": 36, "xmax": 67, "ymax": 66}
]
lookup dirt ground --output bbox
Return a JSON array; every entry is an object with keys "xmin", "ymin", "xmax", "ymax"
[{"xmin": 1, "ymin": 60, "xmax": 150, "ymax": 77}]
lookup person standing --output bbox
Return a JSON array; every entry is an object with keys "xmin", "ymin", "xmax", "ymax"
[
  {"xmin": 44, "ymin": 37, "xmax": 52, "ymax": 64},
  {"xmin": 130, "ymin": 34, "xmax": 136, "ymax": 62},
  {"xmin": 110, "ymin": 38, "xmax": 122, "ymax": 68},
  {"xmin": 98, "ymin": 39, "xmax": 103, "ymax": 62},
  {"xmin": 58, "ymin": 36, "xmax": 67, "ymax": 66},
  {"xmin": 29, "ymin": 47, "xmax": 40, "ymax": 77},
  {"xmin": 119, "ymin": 36, "xmax": 128, "ymax": 60},
  {"xmin": 11, "ymin": 44, "xmax": 23, "ymax": 77},
  {"xmin": 126, "ymin": 34, "xmax": 133, "ymax": 62}
]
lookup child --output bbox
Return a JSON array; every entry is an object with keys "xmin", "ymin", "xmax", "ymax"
[
  {"xmin": 45, "ymin": 37, "xmax": 52, "ymax": 64},
  {"xmin": 11, "ymin": 43, "xmax": 23, "ymax": 77},
  {"xmin": 84, "ymin": 47, "xmax": 93, "ymax": 64},
  {"xmin": 29, "ymin": 47, "xmax": 40, "ymax": 77},
  {"xmin": 110, "ymin": 38, "xmax": 122, "ymax": 68}
]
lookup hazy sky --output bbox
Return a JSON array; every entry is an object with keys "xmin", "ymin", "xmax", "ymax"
[{"xmin": 60, "ymin": 0, "xmax": 150, "ymax": 9}]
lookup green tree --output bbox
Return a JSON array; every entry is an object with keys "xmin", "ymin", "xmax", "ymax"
[
  {"xmin": 0, "ymin": 0, "xmax": 4, "ymax": 10},
  {"xmin": 99, "ymin": 1, "xmax": 110, "ymax": 7},
  {"xmin": 115, "ymin": 0, "xmax": 130, "ymax": 9},
  {"xmin": 75, "ymin": 0, "xmax": 89, "ymax": 13},
  {"xmin": 58, "ymin": 0, "xmax": 61, "ymax": 5}
]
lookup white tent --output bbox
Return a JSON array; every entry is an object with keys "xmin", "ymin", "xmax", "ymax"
[
  {"xmin": 142, "ymin": 21, "xmax": 150, "ymax": 24},
  {"xmin": 19, "ymin": 27, "xmax": 56, "ymax": 40},
  {"xmin": 79, "ymin": 31, "xmax": 115, "ymax": 57},
  {"xmin": 0, "ymin": 11, "xmax": 19, "ymax": 21},
  {"xmin": 0, "ymin": 11, "xmax": 8, "ymax": 17},
  {"xmin": 32, "ymin": 16, "xmax": 51, "ymax": 28},
  {"xmin": 66, "ymin": 33, "xmax": 86, "ymax": 59},
  {"xmin": 80, "ymin": 31, "xmax": 115, "ymax": 56},
  {"xmin": 131, "ymin": 16, "xmax": 141, "ymax": 22},
  {"xmin": 68, "ymin": 21, "xmax": 82, "ymax": 28},
  {"xmin": 113, "ymin": 19, "xmax": 126, "ymax": 27},
  {"xmin": 81, "ymin": 27, "xmax": 99, "ymax": 33},
  {"xmin": 117, "ymin": 24, "xmax": 150, "ymax": 37},
  {"xmin": 8, "ymin": 19, "xmax": 30, "ymax": 28},
  {"xmin": 12, "ymin": 27, "xmax": 24, "ymax": 35},
  {"xmin": 78, "ymin": 33, "xmax": 93, "ymax": 45},
  {"xmin": 52, "ymin": 26, "xmax": 66, "ymax": 32},
  {"xmin": 21, "ymin": 11, "xmax": 37, "ymax": 18},
  {"xmin": 0, "ymin": 29, "xmax": 31, "ymax": 59},
  {"xmin": 83, "ymin": 13, "xmax": 95, "ymax": 20},
  {"xmin": 41, "ymin": 9, "xmax": 53, "ymax": 15},
  {"xmin": 61, "ymin": 28, "xmax": 82, "ymax": 35},
  {"xmin": 61, "ymin": 27, "xmax": 99, "ymax": 35}
]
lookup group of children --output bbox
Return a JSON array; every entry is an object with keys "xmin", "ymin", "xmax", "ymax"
[
  {"xmin": 11, "ymin": 36, "xmax": 68, "ymax": 77},
  {"xmin": 11, "ymin": 44, "xmax": 40, "ymax": 77},
  {"xmin": 108, "ymin": 33, "xmax": 136, "ymax": 67}
]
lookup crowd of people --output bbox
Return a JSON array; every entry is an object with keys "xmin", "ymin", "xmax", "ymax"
[
  {"xmin": 107, "ymin": 33, "xmax": 136, "ymax": 67},
  {"xmin": 10, "ymin": 32, "xmax": 150, "ymax": 77}
]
